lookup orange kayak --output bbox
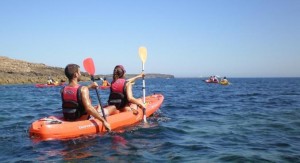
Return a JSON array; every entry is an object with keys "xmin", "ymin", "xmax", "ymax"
[{"xmin": 29, "ymin": 94, "xmax": 164, "ymax": 140}]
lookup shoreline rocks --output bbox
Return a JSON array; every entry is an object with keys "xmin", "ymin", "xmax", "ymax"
[
  {"xmin": 0, "ymin": 56, "xmax": 174, "ymax": 85},
  {"xmin": 0, "ymin": 56, "xmax": 90, "ymax": 85}
]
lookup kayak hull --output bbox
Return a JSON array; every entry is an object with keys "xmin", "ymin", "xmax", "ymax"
[
  {"xmin": 35, "ymin": 83, "xmax": 65, "ymax": 88},
  {"xmin": 29, "ymin": 94, "xmax": 164, "ymax": 140},
  {"xmin": 220, "ymin": 81, "xmax": 229, "ymax": 85}
]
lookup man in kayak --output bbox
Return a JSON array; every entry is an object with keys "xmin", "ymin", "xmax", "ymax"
[
  {"xmin": 61, "ymin": 64, "xmax": 111, "ymax": 131},
  {"xmin": 107, "ymin": 65, "xmax": 146, "ymax": 114}
]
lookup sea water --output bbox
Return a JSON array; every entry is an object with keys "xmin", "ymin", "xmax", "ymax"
[{"xmin": 0, "ymin": 78, "xmax": 299, "ymax": 162}]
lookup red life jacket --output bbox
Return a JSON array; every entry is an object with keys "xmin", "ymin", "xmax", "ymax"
[
  {"xmin": 61, "ymin": 85, "xmax": 86, "ymax": 121},
  {"xmin": 108, "ymin": 78, "xmax": 127, "ymax": 109}
]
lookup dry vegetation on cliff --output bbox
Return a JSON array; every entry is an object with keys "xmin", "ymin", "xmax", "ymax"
[
  {"xmin": 0, "ymin": 56, "xmax": 174, "ymax": 85},
  {"xmin": 0, "ymin": 56, "xmax": 90, "ymax": 85}
]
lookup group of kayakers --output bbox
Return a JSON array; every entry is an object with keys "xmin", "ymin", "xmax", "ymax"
[
  {"xmin": 46, "ymin": 77, "xmax": 66, "ymax": 86},
  {"xmin": 47, "ymin": 77, "xmax": 57, "ymax": 85},
  {"xmin": 61, "ymin": 64, "xmax": 145, "ymax": 131},
  {"xmin": 206, "ymin": 76, "xmax": 219, "ymax": 83},
  {"xmin": 205, "ymin": 76, "xmax": 229, "ymax": 85}
]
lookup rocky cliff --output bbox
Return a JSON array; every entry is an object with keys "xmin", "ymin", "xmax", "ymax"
[
  {"xmin": 0, "ymin": 56, "xmax": 174, "ymax": 85},
  {"xmin": 0, "ymin": 56, "xmax": 90, "ymax": 85}
]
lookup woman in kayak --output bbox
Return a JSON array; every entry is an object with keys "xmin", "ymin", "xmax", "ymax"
[
  {"xmin": 61, "ymin": 64, "xmax": 111, "ymax": 131},
  {"xmin": 107, "ymin": 65, "xmax": 146, "ymax": 114}
]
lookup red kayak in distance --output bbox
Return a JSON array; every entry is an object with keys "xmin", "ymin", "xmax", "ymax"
[
  {"xmin": 204, "ymin": 79, "xmax": 219, "ymax": 83},
  {"xmin": 35, "ymin": 83, "xmax": 65, "ymax": 88}
]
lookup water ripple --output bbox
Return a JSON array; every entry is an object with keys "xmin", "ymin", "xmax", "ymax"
[{"xmin": 1, "ymin": 78, "xmax": 300, "ymax": 162}]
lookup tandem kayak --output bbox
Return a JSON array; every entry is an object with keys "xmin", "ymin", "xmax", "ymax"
[{"xmin": 29, "ymin": 94, "xmax": 164, "ymax": 140}]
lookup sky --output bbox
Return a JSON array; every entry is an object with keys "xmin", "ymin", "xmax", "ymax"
[{"xmin": 0, "ymin": 0, "xmax": 299, "ymax": 77}]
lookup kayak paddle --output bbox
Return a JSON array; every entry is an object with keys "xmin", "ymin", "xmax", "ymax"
[
  {"xmin": 138, "ymin": 46, "xmax": 147, "ymax": 123},
  {"xmin": 83, "ymin": 58, "xmax": 107, "ymax": 121}
]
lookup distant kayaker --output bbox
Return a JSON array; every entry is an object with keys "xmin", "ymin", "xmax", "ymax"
[
  {"xmin": 221, "ymin": 76, "xmax": 228, "ymax": 82},
  {"xmin": 213, "ymin": 76, "xmax": 219, "ymax": 83},
  {"xmin": 61, "ymin": 64, "xmax": 111, "ymax": 131},
  {"xmin": 107, "ymin": 65, "xmax": 146, "ymax": 114},
  {"xmin": 47, "ymin": 76, "xmax": 55, "ymax": 85},
  {"xmin": 102, "ymin": 77, "xmax": 111, "ymax": 86}
]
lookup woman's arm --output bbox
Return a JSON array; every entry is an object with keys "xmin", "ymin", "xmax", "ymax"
[
  {"xmin": 126, "ymin": 82, "xmax": 146, "ymax": 108},
  {"xmin": 126, "ymin": 72, "xmax": 144, "ymax": 83}
]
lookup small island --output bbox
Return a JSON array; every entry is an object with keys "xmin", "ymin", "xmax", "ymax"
[{"xmin": 0, "ymin": 56, "xmax": 174, "ymax": 85}]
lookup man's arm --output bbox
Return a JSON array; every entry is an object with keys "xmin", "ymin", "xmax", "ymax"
[
  {"xmin": 86, "ymin": 82, "xmax": 98, "ymax": 90},
  {"xmin": 81, "ymin": 86, "xmax": 111, "ymax": 131}
]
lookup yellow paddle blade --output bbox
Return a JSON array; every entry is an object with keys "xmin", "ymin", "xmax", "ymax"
[{"xmin": 138, "ymin": 46, "xmax": 147, "ymax": 64}]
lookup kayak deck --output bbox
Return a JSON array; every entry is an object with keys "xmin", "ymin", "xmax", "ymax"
[{"xmin": 29, "ymin": 94, "xmax": 164, "ymax": 140}]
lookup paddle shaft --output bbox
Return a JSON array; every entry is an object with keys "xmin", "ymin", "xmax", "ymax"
[
  {"xmin": 91, "ymin": 75, "xmax": 107, "ymax": 120},
  {"xmin": 141, "ymin": 63, "xmax": 147, "ymax": 123},
  {"xmin": 138, "ymin": 46, "xmax": 147, "ymax": 123},
  {"xmin": 142, "ymin": 63, "xmax": 146, "ymax": 103}
]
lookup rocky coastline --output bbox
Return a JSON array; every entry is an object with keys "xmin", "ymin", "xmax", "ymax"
[{"xmin": 0, "ymin": 56, "xmax": 174, "ymax": 85}]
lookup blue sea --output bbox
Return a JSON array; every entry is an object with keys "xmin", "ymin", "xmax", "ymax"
[{"xmin": 0, "ymin": 78, "xmax": 300, "ymax": 162}]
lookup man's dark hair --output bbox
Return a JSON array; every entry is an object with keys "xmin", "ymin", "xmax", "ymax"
[{"xmin": 65, "ymin": 64, "xmax": 80, "ymax": 80}]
